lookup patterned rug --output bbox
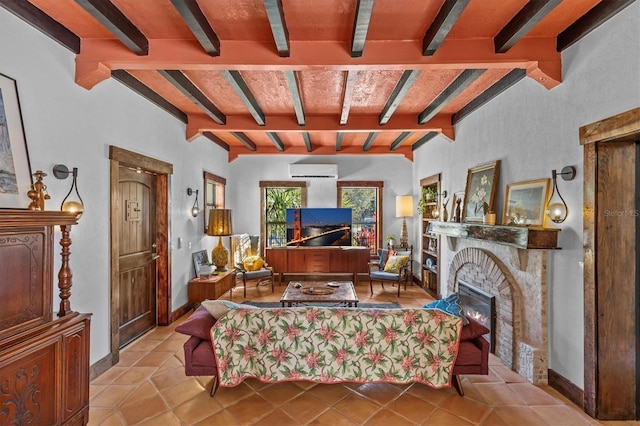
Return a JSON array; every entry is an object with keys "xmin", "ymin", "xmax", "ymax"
[{"xmin": 242, "ymin": 301, "xmax": 401, "ymax": 309}]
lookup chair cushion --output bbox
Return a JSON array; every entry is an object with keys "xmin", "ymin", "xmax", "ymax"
[
  {"xmin": 240, "ymin": 269, "xmax": 273, "ymax": 279},
  {"xmin": 383, "ymin": 255, "xmax": 408, "ymax": 273},
  {"xmin": 175, "ymin": 306, "xmax": 217, "ymax": 341},
  {"xmin": 243, "ymin": 255, "xmax": 264, "ymax": 271},
  {"xmin": 370, "ymin": 271, "xmax": 400, "ymax": 280}
]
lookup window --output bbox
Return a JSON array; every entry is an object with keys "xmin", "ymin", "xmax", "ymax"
[
  {"xmin": 260, "ymin": 181, "xmax": 307, "ymax": 252},
  {"xmin": 203, "ymin": 171, "xmax": 226, "ymax": 233},
  {"xmin": 337, "ymin": 181, "xmax": 383, "ymax": 254}
]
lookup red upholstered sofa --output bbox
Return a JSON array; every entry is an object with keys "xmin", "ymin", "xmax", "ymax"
[{"xmin": 177, "ymin": 305, "xmax": 489, "ymax": 396}]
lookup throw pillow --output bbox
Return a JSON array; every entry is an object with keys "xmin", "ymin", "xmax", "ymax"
[
  {"xmin": 175, "ymin": 306, "xmax": 216, "ymax": 340},
  {"xmin": 422, "ymin": 293, "xmax": 469, "ymax": 325},
  {"xmin": 243, "ymin": 255, "xmax": 264, "ymax": 271},
  {"xmin": 383, "ymin": 255, "xmax": 408, "ymax": 273},
  {"xmin": 377, "ymin": 249, "xmax": 397, "ymax": 269},
  {"xmin": 460, "ymin": 317, "xmax": 490, "ymax": 341},
  {"xmin": 201, "ymin": 299, "xmax": 258, "ymax": 319}
]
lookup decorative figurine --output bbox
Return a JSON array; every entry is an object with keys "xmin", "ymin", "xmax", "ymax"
[
  {"xmin": 454, "ymin": 198, "xmax": 462, "ymax": 222},
  {"xmin": 27, "ymin": 170, "xmax": 50, "ymax": 211}
]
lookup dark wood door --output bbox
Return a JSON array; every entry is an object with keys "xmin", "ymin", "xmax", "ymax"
[
  {"xmin": 596, "ymin": 141, "xmax": 637, "ymax": 419},
  {"xmin": 117, "ymin": 166, "xmax": 158, "ymax": 348}
]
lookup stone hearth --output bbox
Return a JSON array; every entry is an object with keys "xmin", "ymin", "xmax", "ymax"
[{"xmin": 446, "ymin": 239, "xmax": 548, "ymax": 384}]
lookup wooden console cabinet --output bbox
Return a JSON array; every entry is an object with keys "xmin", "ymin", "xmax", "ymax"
[
  {"xmin": 265, "ymin": 246, "xmax": 370, "ymax": 285},
  {"xmin": 188, "ymin": 269, "xmax": 236, "ymax": 304},
  {"xmin": 0, "ymin": 210, "xmax": 91, "ymax": 425}
]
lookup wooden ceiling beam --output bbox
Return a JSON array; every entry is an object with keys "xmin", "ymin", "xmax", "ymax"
[
  {"xmin": 350, "ymin": 0, "xmax": 375, "ymax": 57},
  {"xmin": 390, "ymin": 132, "xmax": 412, "ymax": 151},
  {"xmin": 557, "ymin": 0, "xmax": 636, "ymax": 51},
  {"xmin": 453, "ymin": 68, "xmax": 526, "ymax": 125},
  {"xmin": 411, "ymin": 132, "xmax": 439, "ymax": 150},
  {"xmin": 267, "ymin": 132, "xmax": 285, "ymax": 151},
  {"xmin": 494, "ymin": 0, "xmax": 562, "ymax": 53},
  {"xmin": 203, "ymin": 131, "xmax": 230, "ymax": 150},
  {"xmin": 221, "ymin": 70, "xmax": 265, "ymax": 126},
  {"xmin": 263, "ymin": 0, "xmax": 290, "ymax": 57},
  {"xmin": 111, "ymin": 70, "xmax": 186, "ymax": 123},
  {"xmin": 336, "ymin": 132, "xmax": 344, "ymax": 151},
  {"xmin": 362, "ymin": 132, "xmax": 378, "ymax": 151},
  {"xmin": 284, "ymin": 70, "xmax": 306, "ymax": 126},
  {"xmin": 170, "ymin": 0, "xmax": 220, "ymax": 56},
  {"xmin": 302, "ymin": 132, "xmax": 313, "ymax": 152},
  {"xmin": 418, "ymin": 69, "xmax": 485, "ymax": 124},
  {"xmin": 228, "ymin": 144, "xmax": 414, "ymax": 162},
  {"xmin": 422, "ymin": 0, "xmax": 470, "ymax": 56},
  {"xmin": 379, "ymin": 70, "xmax": 421, "ymax": 125},
  {"xmin": 231, "ymin": 132, "xmax": 257, "ymax": 151},
  {"xmin": 158, "ymin": 69, "xmax": 226, "ymax": 124},
  {"xmin": 340, "ymin": 70, "xmax": 358, "ymax": 126},
  {"xmin": 74, "ymin": 0, "xmax": 148, "ymax": 55},
  {"xmin": 0, "ymin": 0, "xmax": 80, "ymax": 53}
]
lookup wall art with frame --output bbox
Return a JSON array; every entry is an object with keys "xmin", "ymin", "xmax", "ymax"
[
  {"xmin": 502, "ymin": 178, "xmax": 551, "ymax": 227},
  {"xmin": 0, "ymin": 73, "xmax": 32, "ymax": 209},
  {"xmin": 462, "ymin": 160, "xmax": 501, "ymax": 223}
]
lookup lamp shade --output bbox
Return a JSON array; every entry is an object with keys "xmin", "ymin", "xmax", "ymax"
[
  {"xmin": 396, "ymin": 195, "xmax": 414, "ymax": 217},
  {"xmin": 207, "ymin": 209, "xmax": 233, "ymax": 236}
]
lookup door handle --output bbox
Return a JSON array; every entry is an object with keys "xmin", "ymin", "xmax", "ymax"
[{"xmin": 152, "ymin": 254, "xmax": 160, "ymax": 260}]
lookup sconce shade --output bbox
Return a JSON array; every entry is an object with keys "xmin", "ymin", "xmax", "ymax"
[
  {"xmin": 396, "ymin": 195, "xmax": 414, "ymax": 217},
  {"xmin": 207, "ymin": 209, "xmax": 233, "ymax": 236},
  {"xmin": 545, "ymin": 166, "xmax": 575, "ymax": 224},
  {"xmin": 188, "ymin": 188, "xmax": 199, "ymax": 217},
  {"xmin": 207, "ymin": 209, "xmax": 233, "ymax": 271},
  {"xmin": 54, "ymin": 165, "xmax": 84, "ymax": 218}
]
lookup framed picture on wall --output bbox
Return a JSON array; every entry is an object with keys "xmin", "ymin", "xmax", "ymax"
[
  {"xmin": 462, "ymin": 160, "xmax": 501, "ymax": 222},
  {"xmin": 503, "ymin": 178, "xmax": 551, "ymax": 227},
  {"xmin": 0, "ymin": 73, "xmax": 33, "ymax": 209}
]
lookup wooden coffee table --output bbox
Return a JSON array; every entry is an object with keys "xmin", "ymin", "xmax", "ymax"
[{"xmin": 280, "ymin": 280, "xmax": 359, "ymax": 307}]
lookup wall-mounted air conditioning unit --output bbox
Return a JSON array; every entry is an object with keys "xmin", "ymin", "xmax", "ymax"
[{"xmin": 288, "ymin": 163, "xmax": 338, "ymax": 179}]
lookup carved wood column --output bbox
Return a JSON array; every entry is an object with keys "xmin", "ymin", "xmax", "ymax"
[{"xmin": 58, "ymin": 224, "xmax": 73, "ymax": 316}]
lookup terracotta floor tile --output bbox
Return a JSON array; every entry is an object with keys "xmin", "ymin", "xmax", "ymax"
[
  {"xmin": 333, "ymin": 393, "xmax": 382, "ymax": 424},
  {"xmin": 364, "ymin": 409, "xmax": 415, "ymax": 425},
  {"xmin": 439, "ymin": 392, "xmax": 491, "ymax": 424},
  {"xmin": 280, "ymin": 393, "xmax": 330, "ymax": 424},
  {"xmin": 213, "ymin": 382, "xmax": 256, "ymax": 408},
  {"xmin": 259, "ymin": 381, "xmax": 305, "ymax": 405},
  {"xmin": 532, "ymin": 404, "xmax": 603, "ymax": 425},
  {"xmin": 119, "ymin": 393, "xmax": 170, "ymax": 424},
  {"xmin": 308, "ymin": 408, "xmax": 360, "ymax": 426},
  {"xmin": 97, "ymin": 412, "xmax": 127, "ymax": 426},
  {"xmin": 153, "ymin": 338, "xmax": 186, "ymax": 352},
  {"xmin": 194, "ymin": 409, "xmax": 242, "ymax": 425},
  {"xmin": 137, "ymin": 410, "xmax": 182, "ymax": 425},
  {"xmin": 406, "ymin": 383, "xmax": 457, "ymax": 406},
  {"xmin": 306, "ymin": 383, "xmax": 352, "ymax": 405},
  {"xmin": 508, "ymin": 382, "xmax": 567, "ymax": 406},
  {"xmin": 480, "ymin": 409, "xmax": 511, "ymax": 425},
  {"xmin": 112, "ymin": 366, "xmax": 157, "ymax": 385},
  {"xmin": 134, "ymin": 350, "xmax": 175, "ymax": 367},
  {"xmin": 225, "ymin": 394, "xmax": 277, "ymax": 424},
  {"xmin": 87, "ymin": 407, "xmax": 116, "ymax": 426},
  {"xmin": 124, "ymin": 338, "xmax": 161, "ymax": 352},
  {"xmin": 490, "ymin": 406, "xmax": 548, "ymax": 425},
  {"xmin": 123, "ymin": 381, "xmax": 160, "ymax": 403},
  {"xmin": 353, "ymin": 382, "xmax": 404, "ymax": 405},
  {"xmin": 252, "ymin": 409, "xmax": 298, "ymax": 426},
  {"xmin": 90, "ymin": 366, "xmax": 127, "ymax": 385},
  {"xmin": 472, "ymin": 382, "xmax": 526, "ymax": 406},
  {"xmin": 423, "ymin": 408, "xmax": 475, "ymax": 425},
  {"xmin": 162, "ymin": 377, "xmax": 209, "ymax": 407},
  {"xmin": 172, "ymin": 392, "xmax": 224, "ymax": 424},
  {"xmin": 90, "ymin": 384, "xmax": 138, "ymax": 408},
  {"xmin": 150, "ymin": 365, "xmax": 193, "ymax": 390},
  {"xmin": 387, "ymin": 392, "xmax": 437, "ymax": 423},
  {"xmin": 116, "ymin": 350, "xmax": 146, "ymax": 367},
  {"xmin": 491, "ymin": 363, "xmax": 528, "ymax": 383}
]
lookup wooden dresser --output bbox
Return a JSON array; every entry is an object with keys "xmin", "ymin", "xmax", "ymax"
[{"xmin": 0, "ymin": 210, "xmax": 91, "ymax": 426}]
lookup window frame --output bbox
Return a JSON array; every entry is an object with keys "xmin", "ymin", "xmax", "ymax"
[
  {"xmin": 337, "ymin": 181, "xmax": 384, "ymax": 254},
  {"xmin": 203, "ymin": 171, "xmax": 226, "ymax": 234}
]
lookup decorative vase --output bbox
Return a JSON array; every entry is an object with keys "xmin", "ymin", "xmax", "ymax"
[{"xmin": 483, "ymin": 213, "xmax": 496, "ymax": 225}]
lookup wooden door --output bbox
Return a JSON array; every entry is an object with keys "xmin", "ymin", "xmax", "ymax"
[
  {"xmin": 117, "ymin": 166, "xmax": 158, "ymax": 348},
  {"xmin": 596, "ymin": 141, "xmax": 637, "ymax": 419}
]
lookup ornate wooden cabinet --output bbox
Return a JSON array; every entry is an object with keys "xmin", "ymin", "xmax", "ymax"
[{"xmin": 0, "ymin": 210, "xmax": 91, "ymax": 426}]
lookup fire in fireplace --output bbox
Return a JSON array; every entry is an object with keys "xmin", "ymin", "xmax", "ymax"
[{"xmin": 458, "ymin": 280, "xmax": 496, "ymax": 353}]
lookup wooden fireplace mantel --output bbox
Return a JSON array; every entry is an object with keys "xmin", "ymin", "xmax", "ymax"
[{"xmin": 430, "ymin": 221, "xmax": 560, "ymax": 271}]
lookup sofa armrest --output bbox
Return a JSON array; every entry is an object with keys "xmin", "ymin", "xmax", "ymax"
[
  {"xmin": 183, "ymin": 335, "xmax": 202, "ymax": 373},
  {"xmin": 470, "ymin": 336, "xmax": 490, "ymax": 375}
]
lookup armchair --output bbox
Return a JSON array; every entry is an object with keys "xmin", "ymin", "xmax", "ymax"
[
  {"xmin": 230, "ymin": 234, "xmax": 274, "ymax": 298},
  {"xmin": 368, "ymin": 246, "xmax": 413, "ymax": 297}
]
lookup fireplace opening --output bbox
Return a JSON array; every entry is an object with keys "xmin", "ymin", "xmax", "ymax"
[{"xmin": 458, "ymin": 280, "xmax": 496, "ymax": 353}]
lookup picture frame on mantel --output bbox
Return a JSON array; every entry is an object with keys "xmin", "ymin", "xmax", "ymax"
[
  {"xmin": 462, "ymin": 160, "xmax": 501, "ymax": 223},
  {"xmin": 0, "ymin": 73, "xmax": 33, "ymax": 209},
  {"xmin": 503, "ymin": 178, "xmax": 551, "ymax": 227}
]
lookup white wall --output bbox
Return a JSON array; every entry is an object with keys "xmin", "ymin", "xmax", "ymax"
[
  {"xmin": 0, "ymin": 8, "xmax": 229, "ymax": 364},
  {"xmin": 227, "ymin": 154, "xmax": 413, "ymax": 243},
  {"xmin": 413, "ymin": 2, "xmax": 639, "ymax": 389}
]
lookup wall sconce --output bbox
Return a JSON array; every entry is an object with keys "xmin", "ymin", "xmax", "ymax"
[
  {"xmin": 187, "ymin": 188, "xmax": 199, "ymax": 217},
  {"xmin": 396, "ymin": 195, "xmax": 413, "ymax": 249},
  {"xmin": 53, "ymin": 164, "xmax": 84, "ymax": 217},
  {"xmin": 545, "ymin": 166, "xmax": 576, "ymax": 223}
]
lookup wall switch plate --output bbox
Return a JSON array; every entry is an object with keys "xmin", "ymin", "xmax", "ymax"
[
  {"xmin": 188, "ymin": 241, "xmax": 192, "ymax": 249},
  {"xmin": 177, "ymin": 237, "xmax": 183, "ymax": 249}
]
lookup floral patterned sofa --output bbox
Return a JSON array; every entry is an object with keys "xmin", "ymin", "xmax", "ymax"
[{"xmin": 178, "ymin": 303, "xmax": 489, "ymax": 396}]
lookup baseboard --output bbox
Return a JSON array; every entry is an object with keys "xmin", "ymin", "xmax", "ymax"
[
  {"xmin": 90, "ymin": 352, "xmax": 114, "ymax": 381},
  {"xmin": 549, "ymin": 369, "xmax": 583, "ymax": 408},
  {"xmin": 173, "ymin": 302, "xmax": 193, "ymax": 322}
]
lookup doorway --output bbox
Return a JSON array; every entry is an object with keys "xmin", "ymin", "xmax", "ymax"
[
  {"xmin": 582, "ymin": 107, "xmax": 640, "ymax": 420},
  {"xmin": 109, "ymin": 146, "xmax": 172, "ymax": 363}
]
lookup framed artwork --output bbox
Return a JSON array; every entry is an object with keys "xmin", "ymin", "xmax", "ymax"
[
  {"xmin": 503, "ymin": 178, "xmax": 551, "ymax": 227},
  {"xmin": 462, "ymin": 160, "xmax": 501, "ymax": 222},
  {"xmin": 0, "ymin": 73, "xmax": 33, "ymax": 209},
  {"xmin": 192, "ymin": 250, "xmax": 209, "ymax": 277}
]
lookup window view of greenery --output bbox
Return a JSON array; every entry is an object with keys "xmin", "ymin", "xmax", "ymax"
[
  {"xmin": 340, "ymin": 187, "xmax": 378, "ymax": 253},
  {"xmin": 265, "ymin": 187, "xmax": 302, "ymax": 247}
]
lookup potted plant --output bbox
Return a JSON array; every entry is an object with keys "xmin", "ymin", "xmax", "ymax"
[
  {"xmin": 418, "ymin": 187, "xmax": 438, "ymax": 214},
  {"xmin": 482, "ymin": 202, "xmax": 496, "ymax": 225},
  {"xmin": 385, "ymin": 234, "xmax": 396, "ymax": 248}
]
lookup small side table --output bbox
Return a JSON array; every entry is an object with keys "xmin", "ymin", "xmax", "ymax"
[{"xmin": 188, "ymin": 269, "xmax": 236, "ymax": 305}]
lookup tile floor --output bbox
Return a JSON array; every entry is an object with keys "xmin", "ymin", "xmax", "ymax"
[{"xmin": 88, "ymin": 281, "xmax": 631, "ymax": 425}]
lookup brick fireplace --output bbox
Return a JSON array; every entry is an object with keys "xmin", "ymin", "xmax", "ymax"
[{"xmin": 446, "ymin": 239, "xmax": 549, "ymax": 385}]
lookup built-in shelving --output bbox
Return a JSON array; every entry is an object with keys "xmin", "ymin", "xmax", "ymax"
[{"xmin": 419, "ymin": 174, "xmax": 441, "ymax": 297}]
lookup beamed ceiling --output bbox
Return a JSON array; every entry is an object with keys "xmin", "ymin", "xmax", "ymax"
[{"xmin": 1, "ymin": 0, "xmax": 634, "ymax": 161}]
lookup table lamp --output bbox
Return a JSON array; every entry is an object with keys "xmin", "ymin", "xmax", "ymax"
[
  {"xmin": 207, "ymin": 209, "xmax": 233, "ymax": 271},
  {"xmin": 396, "ymin": 195, "xmax": 413, "ymax": 249}
]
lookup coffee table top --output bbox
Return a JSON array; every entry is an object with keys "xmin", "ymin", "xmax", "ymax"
[{"xmin": 280, "ymin": 281, "xmax": 358, "ymax": 306}]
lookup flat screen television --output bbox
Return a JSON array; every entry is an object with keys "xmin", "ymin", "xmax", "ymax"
[{"xmin": 285, "ymin": 208, "xmax": 352, "ymax": 246}]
